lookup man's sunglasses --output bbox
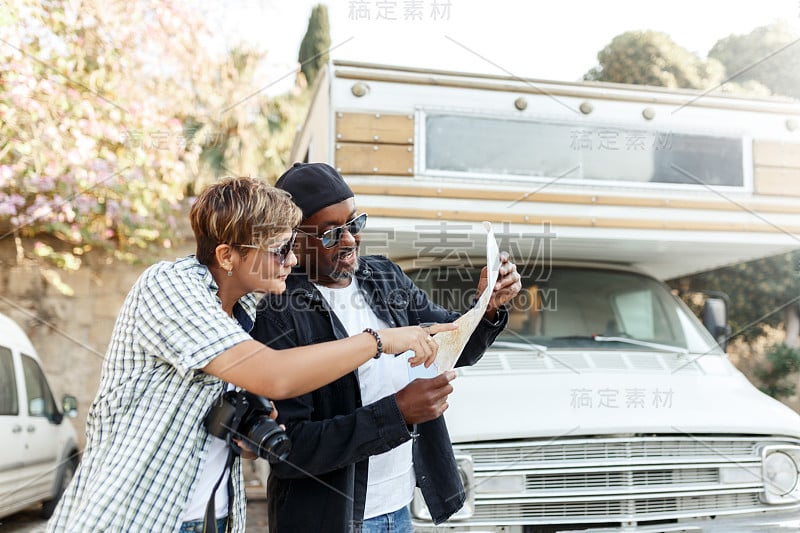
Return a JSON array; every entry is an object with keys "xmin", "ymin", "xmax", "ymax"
[
  {"xmin": 296, "ymin": 213, "xmax": 368, "ymax": 249},
  {"xmin": 238, "ymin": 231, "xmax": 297, "ymax": 266}
]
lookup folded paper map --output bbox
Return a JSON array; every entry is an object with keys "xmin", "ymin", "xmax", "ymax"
[{"xmin": 432, "ymin": 221, "xmax": 501, "ymax": 371}]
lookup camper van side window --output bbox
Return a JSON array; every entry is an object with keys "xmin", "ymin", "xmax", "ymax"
[
  {"xmin": 21, "ymin": 355, "xmax": 57, "ymax": 419},
  {"xmin": 0, "ymin": 346, "xmax": 18, "ymax": 416},
  {"xmin": 424, "ymin": 114, "xmax": 744, "ymax": 188}
]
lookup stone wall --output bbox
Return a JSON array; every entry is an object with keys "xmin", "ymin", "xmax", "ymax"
[{"xmin": 0, "ymin": 238, "xmax": 194, "ymax": 448}]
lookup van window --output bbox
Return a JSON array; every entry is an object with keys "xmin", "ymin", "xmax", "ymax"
[
  {"xmin": 0, "ymin": 346, "xmax": 18, "ymax": 415},
  {"xmin": 424, "ymin": 114, "xmax": 745, "ymax": 188},
  {"xmin": 613, "ymin": 289, "xmax": 659, "ymax": 339},
  {"xmin": 21, "ymin": 355, "xmax": 58, "ymax": 419}
]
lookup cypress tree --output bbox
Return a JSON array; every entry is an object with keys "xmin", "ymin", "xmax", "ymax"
[{"xmin": 298, "ymin": 4, "xmax": 331, "ymax": 87}]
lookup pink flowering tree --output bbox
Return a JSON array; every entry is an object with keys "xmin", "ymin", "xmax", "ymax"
[
  {"xmin": 0, "ymin": 0, "xmax": 227, "ymax": 270},
  {"xmin": 1, "ymin": 0, "xmax": 309, "ymax": 275}
]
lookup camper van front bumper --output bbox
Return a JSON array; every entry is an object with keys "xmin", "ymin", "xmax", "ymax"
[{"xmin": 413, "ymin": 508, "xmax": 800, "ymax": 532}]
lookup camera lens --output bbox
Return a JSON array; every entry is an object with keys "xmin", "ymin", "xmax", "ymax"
[{"xmin": 246, "ymin": 417, "xmax": 291, "ymax": 461}]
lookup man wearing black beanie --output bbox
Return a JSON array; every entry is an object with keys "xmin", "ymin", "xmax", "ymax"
[{"xmin": 252, "ymin": 162, "xmax": 521, "ymax": 532}]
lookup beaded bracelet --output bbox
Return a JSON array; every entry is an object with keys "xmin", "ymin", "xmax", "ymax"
[{"xmin": 362, "ymin": 328, "xmax": 383, "ymax": 359}]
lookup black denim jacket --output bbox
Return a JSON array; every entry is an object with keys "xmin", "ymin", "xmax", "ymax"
[{"xmin": 251, "ymin": 255, "xmax": 507, "ymax": 532}]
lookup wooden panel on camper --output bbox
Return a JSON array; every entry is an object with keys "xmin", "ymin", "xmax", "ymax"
[
  {"xmin": 335, "ymin": 112, "xmax": 414, "ymax": 144},
  {"xmin": 754, "ymin": 167, "xmax": 800, "ymax": 197},
  {"xmin": 335, "ymin": 143, "xmax": 414, "ymax": 176},
  {"xmin": 754, "ymin": 141, "xmax": 800, "ymax": 168},
  {"xmin": 753, "ymin": 141, "xmax": 800, "ymax": 196}
]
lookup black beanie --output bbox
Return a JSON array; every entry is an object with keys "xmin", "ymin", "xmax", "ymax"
[{"xmin": 275, "ymin": 162, "xmax": 354, "ymax": 220}]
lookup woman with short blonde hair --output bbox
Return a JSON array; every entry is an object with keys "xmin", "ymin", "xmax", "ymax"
[{"xmin": 191, "ymin": 177, "xmax": 302, "ymax": 267}]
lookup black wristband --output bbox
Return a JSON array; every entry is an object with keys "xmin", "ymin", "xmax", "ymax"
[{"xmin": 363, "ymin": 328, "xmax": 383, "ymax": 359}]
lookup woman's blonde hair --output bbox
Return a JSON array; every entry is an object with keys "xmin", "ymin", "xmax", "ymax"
[{"xmin": 190, "ymin": 177, "xmax": 302, "ymax": 266}]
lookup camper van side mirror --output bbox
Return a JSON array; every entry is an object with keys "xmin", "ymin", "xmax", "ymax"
[
  {"xmin": 702, "ymin": 295, "xmax": 732, "ymax": 351},
  {"xmin": 62, "ymin": 395, "xmax": 78, "ymax": 418}
]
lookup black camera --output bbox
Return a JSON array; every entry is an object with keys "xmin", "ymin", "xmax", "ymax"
[{"xmin": 204, "ymin": 390, "xmax": 291, "ymax": 461}]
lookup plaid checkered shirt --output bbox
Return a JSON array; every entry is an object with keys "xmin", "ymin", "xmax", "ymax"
[{"xmin": 48, "ymin": 256, "xmax": 258, "ymax": 532}]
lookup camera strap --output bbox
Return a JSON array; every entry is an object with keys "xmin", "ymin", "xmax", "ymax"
[{"xmin": 202, "ymin": 449, "xmax": 235, "ymax": 533}]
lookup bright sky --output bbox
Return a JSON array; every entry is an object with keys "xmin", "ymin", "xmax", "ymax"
[{"xmin": 200, "ymin": 0, "xmax": 800, "ymax": 94}]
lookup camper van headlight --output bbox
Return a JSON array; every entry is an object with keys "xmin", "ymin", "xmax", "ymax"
[
  {"xmin": 761, "ymin": 445, "xmax": 800, "ymax": 504},
  {"xmin": 410, "ymin": 455, "xmax": 474, "ymax": 521}
]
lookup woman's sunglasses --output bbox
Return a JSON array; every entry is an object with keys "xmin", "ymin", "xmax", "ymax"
[
  {"xmin": 237, "ymin": 231, "xmax": 297, "ymax": 266},
  {"xmin": 296, "ymin": 213, "xmax": 368, "ymax": 249}
]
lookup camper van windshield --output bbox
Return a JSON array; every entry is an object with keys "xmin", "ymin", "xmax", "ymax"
[{"xmin": 409, "ymin": 266, "xmax": 721, "ymax": 354}]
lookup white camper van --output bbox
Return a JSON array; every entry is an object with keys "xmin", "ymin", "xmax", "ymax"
[
  {"xmin": 0, "ymin": 312, "xmax": 79, "ymax": 520},
  {"xmin": 291, "ymin": 60, "xmax": 800, "ymax": 532}
]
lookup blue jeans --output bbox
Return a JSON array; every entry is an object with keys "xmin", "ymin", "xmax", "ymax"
[
  {"xmin": 359, "ymin": 506, "xmax": 414, "ymax": 533},
  {"xmin": 179, "ymin": 517, "xmax": 228, "ymax": 532}
]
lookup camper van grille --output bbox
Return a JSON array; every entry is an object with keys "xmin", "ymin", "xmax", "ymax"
[
  {"xmin": 462, "ymin": 437, "xmax": 756, "ymax": 468},
  {"xmin": 469, "ymin": 493, "xmax": 760, "ymax": 523},
  {"xmin": 521, "ymin": 468, "xmax": 719, "ymax": 491},
  {"xmin": 454, "ymin": 436, "xmax": 794, "ymax": 526}
]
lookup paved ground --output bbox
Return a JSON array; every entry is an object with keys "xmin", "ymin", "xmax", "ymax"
[
  {"xmin": 0, "ymin": 482, "xmax": 269, "ymax": 532},
  {"xmin": 0, "ymin": 509, "xmax": 47, "ymax": 533}
]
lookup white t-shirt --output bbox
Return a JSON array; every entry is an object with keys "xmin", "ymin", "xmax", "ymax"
[
  {"xmin": 315, "ymin": 280, "xmax": 416, "ymax": 519},
  {"xmin": 182, "ymin": 384, "xmax": 233, "ymax": 522}
]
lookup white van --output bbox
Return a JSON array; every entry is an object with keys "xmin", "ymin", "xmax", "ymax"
[
  {"xmin": 0, "ymin": 311, "xmax": 79, "ymax": 520},
  {"xmin": 292, "ymin": 61, "xmax": 800, "ymax": 531}
]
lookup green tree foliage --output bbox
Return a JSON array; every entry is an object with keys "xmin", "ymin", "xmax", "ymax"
[
  {"xmin": 668, "ymin": 251, "xmax": 800, "ymax": 343},
  {"xmin": 298, "ymin": 4, "xmax": 331, "ymax": 88},
  {"xmin": 754, "ymin": 343, "xmax": 800, "ymax": 399},
  {"xmin": 709, "ymin": 21, "xmax": 800, "ymax": 99},
  {"xmin": 190, "ymin": 47, "xmax": 312, "ymax": 186},
  {"xmin": 258, "ymin": 90, "xmax": 312, "ymax": 180},
  {"xmin": 584, "ymin": 31, "xmax": 724, "ymax": 89}
]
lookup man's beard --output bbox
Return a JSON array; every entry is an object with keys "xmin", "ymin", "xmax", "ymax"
[
  {"xmin": 329, "ymin": 258, "xmax": 357, "ymax": 280},
  {"xmin": 328, "ymin": 269, "xmax": 354, "ymax": 281}
]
